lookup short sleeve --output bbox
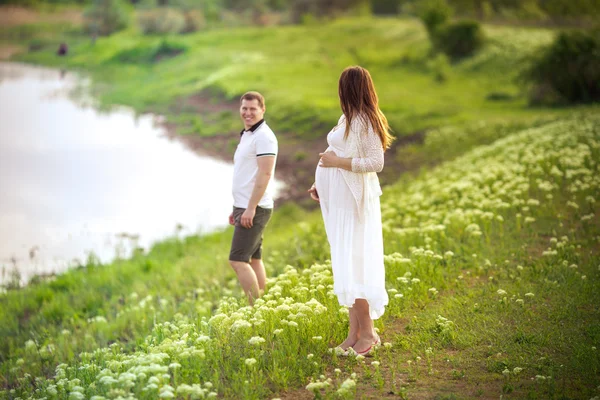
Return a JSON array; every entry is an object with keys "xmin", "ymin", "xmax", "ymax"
[{"xmin": 256, "ymin": 131, "xmax": 278, "ymax": 157}]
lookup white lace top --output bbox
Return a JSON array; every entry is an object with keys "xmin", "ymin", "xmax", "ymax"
[{"xmin": 337, "ymin": 114, "xmax": 384, "ymax": 220}]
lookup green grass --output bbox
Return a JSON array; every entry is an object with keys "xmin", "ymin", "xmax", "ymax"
[
  {"xmin": 10, "ymin": 15, "xmax": 591, "ymax": 140},
  {"xmin": 2, "ymin": 10, "xmax": 600, "ymax": 399},
  {"xmin": 1, "ymin": 113, "xmax": 599, "ymax": 399}
]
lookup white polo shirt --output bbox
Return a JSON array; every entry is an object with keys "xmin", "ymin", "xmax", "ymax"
[{"xmin": 232, "ymin": 120, "xmax": 278, "ymax": 209}]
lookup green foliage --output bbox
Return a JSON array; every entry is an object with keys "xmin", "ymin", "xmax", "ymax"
[
  {"xmin": 525, "ymin": 29, "xmax": 600, "ymax": 104},
  {"xmin": 537, "ymin": 0, "xmax": 600, "ymax": 19},
  {"xmin": 27, "ymin": 38, "xmax": 52, "ymax": 52},
  {"xmin": 0, "ymin": 24, "xmax": 41, "ymax": 41},
  {"xmin": 496, "ymin": 0, "xmax": 548, "ymax": 21},
  {"xmin": 12, "ymin": 17, "xmax": 567, "ymax": 137},
  {"xmin": 416, "ymin": 0, "xmax": 485, "ymax": 61},
  {"xmin": 84, "ymin": 0, "xmax": 131, "ymax": 36},
  {"xmin": 416, "ymin": 0, "xmax": 453, "ymax": 35},
  {"xmin": 426, "ymin": 53, "xmax": 451, "ymax": 81},
  {"xmin": 434, "ymin": 20, "xmax": 485, "ymax": 60},
  {"xmin": 406, "ymin": 0, "xmax": 599, "ymax": 23},
  {"xmin": 111, "ymin": 39, "xmax": 188, "ymax": 63},
  {"xmin": 393, "ymin": 116, "xmax": 560, "ymax": 169},
  {"xmin": 1, "ymin": 0, "xmax": 598, "ymax": 24}
]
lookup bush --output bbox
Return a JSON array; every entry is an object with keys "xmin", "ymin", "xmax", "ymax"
[
  {"xmin": 84, "ymin": 0, "xmax": 131, "ymax": 36},
  {"xmin": 525, "ymin": 30, "xmax": 600, "ymax": 104},
  {"xmin": 153, "ymin": 38, "xmax": 187, "ymax": 60},
  {"xmin": 138, "ymin": 8, "xmax": 186, "ymax": 35},
  {"xmin": 434, "ymin": 20, "xmax": 485, "ymax": 60},
  {"xmin": 416, "ymin": 0, "xmax": 453, "ymax": 35},
  {"xmin": 182, "ymin": 9, "xmax": 207, "ymax": 33},
  {"xmin": 28, "ymin": 38, "xmax": 50, "ymax": 52},
  {"xmin": 112, "ymin": 39, "xmax": 188, "ymax": 63}
]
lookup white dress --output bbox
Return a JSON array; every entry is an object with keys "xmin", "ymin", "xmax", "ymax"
[{"xmin": 315, "ymin": 121, "xmax": 388, "ymax": 319}]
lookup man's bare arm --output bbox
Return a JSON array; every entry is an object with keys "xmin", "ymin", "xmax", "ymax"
[{"xmin": 240, "ymin": 156, "xmax": 276, "ymax": 228}]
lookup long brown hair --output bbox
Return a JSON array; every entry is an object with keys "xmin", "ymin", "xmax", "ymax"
[{"xmin": 338, "ymin": 66, "xmax": 393, "ymax": 150}]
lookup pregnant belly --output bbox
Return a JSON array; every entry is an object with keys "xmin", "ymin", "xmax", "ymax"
[
  {"xmin": 315, "ymin": 165, "xmax": 339, "ymax": 203},
  {"xmin": 315, "ymin": 164, "xmax": 330, "ymax": 185}
]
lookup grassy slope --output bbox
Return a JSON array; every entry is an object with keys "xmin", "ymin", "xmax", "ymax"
[
  {"xmin": 1, "ymin": 9, "xmax": 600, "ymax": 399},
  {"xmin": 7, "ymin": 15, "xmax": 595, "ymax": 139},
  {"xmin": 2, "ymin": 113, "xmax": 599, "ymax": 400}
]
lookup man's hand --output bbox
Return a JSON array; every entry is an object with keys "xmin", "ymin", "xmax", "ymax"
[
  {"xmin": 318, "ymin": 151, "xmax": 339, "ymax": 168},
  {"xmin": 228, "ymin": 212, "xmax": 235, "ymax": 226},
  {"xmin": 308, "ymin": 184, "xmax": 320, "ymax": 203},
  {"xmin": 241, "ymin": 208, "xmax": 256, "ymax": 228}
]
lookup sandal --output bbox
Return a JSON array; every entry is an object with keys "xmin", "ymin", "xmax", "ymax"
[{"xmin": 354, "ymin": 335, "xmax": 381, "ymax": 357}]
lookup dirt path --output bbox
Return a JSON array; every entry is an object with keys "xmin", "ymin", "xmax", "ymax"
[
  {"xmin": 0, "ymin": 45, "xmax": 24, "ymax": 61},
  {"xmin": 0, "ymin": 6, "xmax": 82, "ymax": 27}
]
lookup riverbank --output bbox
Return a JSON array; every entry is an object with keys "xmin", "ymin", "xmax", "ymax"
[{"xmin": 0, "ymin": 61, "xmax": 242, "ymax": 287}]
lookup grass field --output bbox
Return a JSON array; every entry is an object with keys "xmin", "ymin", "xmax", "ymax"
[
  {"xmin": 2, "ymin": 111, "xmax": 598, "ymax": 399},
  {"xmin": 4, "ymin": 14, "xmax": 591, "ymax": 138},
  {"xmin": 1, "ymin": 7, "xmax": 599, "ymax": 399}
]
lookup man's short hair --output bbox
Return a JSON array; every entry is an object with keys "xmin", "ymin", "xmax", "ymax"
[{"xmin": 240, "ymin": 91, "xmax": 265, "ymax": 109}]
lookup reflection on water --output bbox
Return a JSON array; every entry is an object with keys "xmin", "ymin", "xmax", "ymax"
[{"xmin": 0, "ymin": 62, "xmax": 244, "ymax": 284}]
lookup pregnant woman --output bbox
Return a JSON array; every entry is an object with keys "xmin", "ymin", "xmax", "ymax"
[{"xmin": 308, "ymin": 66, "xmax": 394, "ymax": 356}]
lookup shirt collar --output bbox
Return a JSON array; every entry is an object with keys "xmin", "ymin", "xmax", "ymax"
[{"xmin": 240, "ymin": 119, "xmax": 265, "ymax": 136}]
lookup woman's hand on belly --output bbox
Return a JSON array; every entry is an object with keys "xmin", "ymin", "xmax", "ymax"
[
  {"xmin": 319, "ymin": 150, "xmax": 353, "ymax": 171},
  {"xmin": 319, "ymin": 150, "xmax": 340, "ymax": 168}
]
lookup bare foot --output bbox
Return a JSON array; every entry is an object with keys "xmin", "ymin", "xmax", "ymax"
[{"xmin": 337, "ymin": 336, "xmax": 359, "ymax": 350}]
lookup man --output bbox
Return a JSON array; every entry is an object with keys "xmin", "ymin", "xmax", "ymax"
[{"xmin": 229, "ymin": 91, "xmax": 278, "ymax": 304}]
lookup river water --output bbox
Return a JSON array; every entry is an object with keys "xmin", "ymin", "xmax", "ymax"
[{"xmin": 0, "ymin": 62, "xmax": 248, "ymax": 284}]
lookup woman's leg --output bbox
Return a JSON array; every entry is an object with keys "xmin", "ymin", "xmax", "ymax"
[
  {"xmin": 352, "ymin": 299, "xmax": 378, "ymax": 352},
  {"xmin": 338, "ymin": 307, "xmax": 360, "ymax": 349}
]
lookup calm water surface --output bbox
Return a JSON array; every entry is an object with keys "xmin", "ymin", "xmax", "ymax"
[{"xmin": 0, "ymin": 62, "xmax": 250, "ymax": 284}]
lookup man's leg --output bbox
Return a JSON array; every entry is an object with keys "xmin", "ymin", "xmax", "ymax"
[
  {"xmin": 250, "ymin": 258, "xmax": 266, "ymax": 292},
  {"xmin": 229, "ymin": 207, "xmax": 270, "ymax": 305},
  {"xmin": 248, "ymin": 208, "xmax": 271, "ymax": 296},
  {"xmin": 229, "ymin": 260, "xmax": 260, "ymax": 304}
]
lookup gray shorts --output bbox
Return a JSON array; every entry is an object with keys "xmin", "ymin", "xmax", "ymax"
[{"xmin": 229, "ymin": 206, "xmax": 273, "ymax": 263}]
